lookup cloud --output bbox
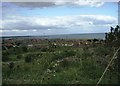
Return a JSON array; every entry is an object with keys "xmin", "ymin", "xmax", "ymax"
[
  {"xmin": 9, "ymin": 2, "xmax": 55, "ymax": 8},
  {"xmin": 2, "ymin": 0, "xmax": 104, "ymax": 8},
  {"xmin": 2, "ymin": 0, "xmax": 120, "ymax": 2},
  {"xmin": 2, "ymin": 15, "xmax": 117, "ymax": 32}
]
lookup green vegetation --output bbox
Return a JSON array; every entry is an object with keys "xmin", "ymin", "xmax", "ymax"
[{"xmin": 2, "ymin": 26, "xmax": 120, "ymax": 84}]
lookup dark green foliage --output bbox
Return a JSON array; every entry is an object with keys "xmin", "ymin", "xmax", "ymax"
[
  {"xmin": 52, "ymin": 50, "xmax": 76, "ymax": 60},
  {"xmin": 2, "ymin": 56, "xmax": 10, "ymax": 62},
  {"xmin": 25, "ymin": 56, "xmax": 32, "ymax": 63},
  {"xmin": 25, "ymin": 55, "xmax": 32, "ymax": 63},
  {"xmin": 9, "ymin": 62, "xmax": 14, "ymax": 70},
  {"xmin": 40, "ymin": 47, "xmax": 49, "ymax": 52},
  {"xmin": 95, "ymin": 46, "xmax": 111, "ymax": 56},
  {"xmin": 2, "ymin": 33, "xmax": 119, "ymax": 84},
  {"xmin": 22, "ymin": 46, "xmax": 28, "ymax": 52},
  {"xmin": 60, "ymin": 59, "xmax": 69, "ymax": 68},
  {"xmin": 82, "ymin": 50, "xmax": 92, "ymax": 58},
  {"xmin": 105, "ymin": 25, "xmax": 120, "ymax": 47},
  {"xmin": 17, "ymin": 54, "xmax": 22, "ymax": 59},
  {"xmin": 24, "ymin": 53, "xmax": 41, "ymax": 63},
  {"xmin": 63, "ymin": 50, "xmax": 76, "ymax": 57},
  {"xmin": 2, "ymin": 46, "xmax": 7, "ymax": 50},
  {"xmin": 2, "ymin": 51, "xmax": 10, "ymax": 61},
  {"xmin": 93, "ymin": 38, "xmax": 99, "ymax": 42},
  {"xmin": 105, "ymin": 33, "xmax": 108, "ymax": 40},
  {"xmin": 107, "ymin": 33, "xmax": 115, "ymax": 42}
]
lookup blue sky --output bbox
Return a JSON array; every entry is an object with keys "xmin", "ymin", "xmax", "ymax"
[
  {"xmin": 19, "ymin": 2, "xmax": 117, "ymax": 17},
  {"xmin": 1, "ymin": 1, "xmax": 118, "ymax": 36}
]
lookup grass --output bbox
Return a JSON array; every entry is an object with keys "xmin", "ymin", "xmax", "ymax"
[{"xmin": 2, "ymin": 39, "xmax": 119, "ymax": 84}]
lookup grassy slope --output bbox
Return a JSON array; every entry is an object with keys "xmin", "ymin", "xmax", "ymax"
[{"xmin": 2, "ymin": 40, "xmax": 119, "ymax": 84}]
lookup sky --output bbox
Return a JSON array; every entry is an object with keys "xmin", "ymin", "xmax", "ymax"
[{"xmin": 1, "ymin": 0, "xmax": 119, "ymax": 36}]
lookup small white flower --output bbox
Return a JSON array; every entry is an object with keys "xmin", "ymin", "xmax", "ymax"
[
  {"xmin": 53, "ymin": 75, "xmax": 56, "ymax": 76},
  {"xmin": 47, "ymin": 69, "xmax": 52, "ymax": 73},
  {"xmin": 114, "ymin": 56, "xmax": 117, "ymax": 59},
  {"xmin": 28, "ymin": 75, "xmax": 30, "ymax": 77},
  {"xmin": 53, "ymin": 70, "xmax": 56, "ymax": 73},
  {"xmin": 24, "ymin": 79, "xmax": 26, "ymax": 81},
  {"xmin": 57, "ymin": 60, "xmax": 60, "ymax": 63},
  {"xmin": 54, "ymin": 63, "xmax": 58, "ymax": 66},
  {"xmin": 54, "ymin": 43, "xmax": 57, "ymax": 45}
]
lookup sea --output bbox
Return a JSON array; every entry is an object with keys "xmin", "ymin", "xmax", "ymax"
[{"xmin": 2, "ymin": 33, "xmax": 105, "ymax": 40}]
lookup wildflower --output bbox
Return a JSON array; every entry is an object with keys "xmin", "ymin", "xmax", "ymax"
[
  {"xmin": 53, "ymin": 70, "xmax": 56, "ymax": 73},
  {"xmin": 54, "ymin": 63, "xmax": 58, "ymax": 66},
  {"xmin": 57, "ymin": 60, "xmax": 60, "ymax": 63},
  {"xmin": 65, "ymin": 44, "xmax": 68, "ymax": 46},
  {"xmin": 54, "ymin": 43, "xmax": 57, "ymax": 45},
  {"xmin": 47, "ymin": 69, "xmax": 52, "ymax": 73},
  {"xmin": 24, "ymin": 79, "xmax": 26, "ymax": 82},
  {"xmin": 28, "ymin": 74, "xmax": 30, "ymax": 77},
  {"xmin": 53, "ymin": 74, "xmax": 56, "ymax": 76}
]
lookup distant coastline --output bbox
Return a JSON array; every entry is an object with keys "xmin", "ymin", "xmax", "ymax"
[{"xmin": 2, "ymin": 33, "xmax": 105, "ymax": 40}]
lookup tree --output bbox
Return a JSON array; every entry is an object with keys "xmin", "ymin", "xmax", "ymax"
[
  {"xmin": 105, "ymin": 25, "xmax": 120, "ymax": 47},
  {"xmin": 110, "ymin": 27, "xmax": 114, "ymax": 33}
]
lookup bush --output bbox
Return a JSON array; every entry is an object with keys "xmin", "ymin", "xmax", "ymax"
[
  {"xmin": 9, "ymin": 62, "xmax": 14, "ymax": 69},
  {"xmin": 95, "ymin": 46, "xmax": 112, "ymax": 56},
  {"xmin": 2, "ymin": 51, "xmax": 10, "ymax": 61},
  {"xmin": 105, "ymin": 25, "xmax": 120, "ymax": 47},
  {"xmin": 40, "ymin": 47, "xmax": 49, "ymax": 52},
  {"xmin": 17, "ymin": 54, "xmax": 22, "ymax": 59},
  {"xmin": 24, "ymin": 53, "xmax": 40, "ymax": 63},
  {"xmin": 63, "ymin": 50, "xmax": 76, "ymax": 57},
  {"xmin": 22, "ymin": 46, "xmax": 28, "ymax": 52},
  {"xmin": 2, "ymin": 56, "xmax": 10, "ymax": 62},
  {"xmin": 82, "ymin": 51, "xmax": 92, "ymax": 58},
  {"xmin": 52, "ymin": 50, "xmax": 76, "ymax": 60},
  {"xmin": 25, "ymin": 56, "xmax": 32, "ymax": 63},
  {"xmin": 60, "ymin": 59, "xmax": 69, "ymax": 68}
]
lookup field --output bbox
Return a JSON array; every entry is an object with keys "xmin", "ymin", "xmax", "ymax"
[{"xmin": 2, "ymin": 38, "xmax": 119, "ymax": 84}]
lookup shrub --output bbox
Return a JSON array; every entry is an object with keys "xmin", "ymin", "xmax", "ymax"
[
  {"xmin": 95, "ymin": 46, "xmax": 112, "ymax": 57},
  {"xmin": 17, "ymin": 54, "xmax": 22, "ymax": 59},
  {"xmin": 83, "ymin": 51, "xmax": 92, "ymax": 57},
  {"xmin": 25, "ymin": 56, "xmax": 32, "ymax": 63},
  {"xmin": 22, "ymin": 46, "xmax": 28, "ymax": 52},
  {"xmin": 93, "ymin": 39, "xmax": 99, "ymax": 42},
  {"xmin": 24, "ymin": 53, "xmax": 40, "ymax": 63},
  {"xmin": 40, "ymin": 47, "xmax": 49, "ymax": 52},
  {"xmin": 52, "ymin": 50, "xmax": 76, "ymax": 60},
  {"xmin": 60, "ymin": 59, "xmax": 69, "ymax": 68},
  {"xmin": 63, "ymin": 50, "xmax": 76, "ymax": 57},
  {"xmin": 105, "ymin": 25, "xmax": 120, "ymax": 47},
  {"xmin": 9, "ymin": 62, "xmax": 14, "ymax": 70},
  {"xmin": 2, "ymin": 56, "xmax": 10, "ymax": 62},
  {"xmin": 2, "ymin": 51, "xmax": 10, "ymax": 61}
]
